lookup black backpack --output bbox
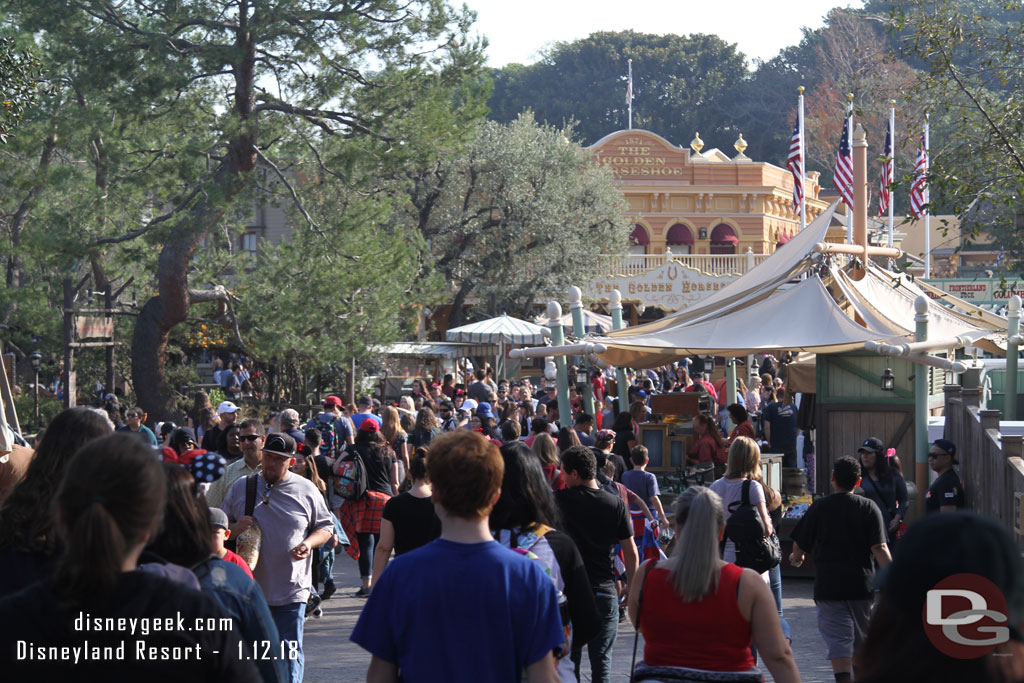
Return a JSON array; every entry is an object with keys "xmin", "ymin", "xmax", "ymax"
[
  {"xmin": 724, "ymin": 479, "xmax": 781, "ymax": 574},
  {"xmin": 332, "ymin": 450, "xmax": 368, "ymax": 501}
]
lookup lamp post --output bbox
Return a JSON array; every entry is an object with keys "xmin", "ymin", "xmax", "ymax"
[{"xmin": 28, "ymin": 351, "xmax": 41, "ymax": 426}]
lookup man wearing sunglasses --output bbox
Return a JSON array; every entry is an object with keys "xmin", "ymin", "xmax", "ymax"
[
  {"xmin": 205, "ymin": 418, "xmax": 265, "ymax": 507},
  {"xmin": 925, "ymin": 438, "xmax": 964, "ymax": 514},
  {"xmin": 222, "ymin": 432, "xmax": 333, "ymax": 683},
  {"xmin": 116, "ymin": 406, "xmax": 158, "ymax": 447}
]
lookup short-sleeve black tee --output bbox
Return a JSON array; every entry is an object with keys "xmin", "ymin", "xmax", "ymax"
[
  {"xmin": 925, "ymin": 469, "xmax": 965, "ymax": 513},
  {"xmin": 554, "ymin": 486, "xmax": 633, "ymax": 594},
  {"xmin": 790, "ymin": 492, "xmax": 886, "ymax": 601},
  {"xmin": 382, "ymin": 493, "xmax": 441, "ymax": 556}
]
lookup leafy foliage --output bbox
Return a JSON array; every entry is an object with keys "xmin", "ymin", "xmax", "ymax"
[{"xmin": 0, "ymin": 36, "xmax": 41, "ymax": 143}]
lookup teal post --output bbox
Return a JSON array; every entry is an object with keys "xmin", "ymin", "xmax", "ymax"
[
  {"xmin": 1006, "ymin": 295, "xmax": 1021, "ymax": 421},
  {"xmin": 914, "ymin": 295, "xmax": 929, "ymax": 515},
  {"xmin": 568, "ymin": 286, "xmax": 595, "ymax": 419},
  {"xmin": 547, "ymin": 301, "xmax": 573, "ymax": 428},
  {"xmin": 608, "ymin": 289, "xmax": 630, "ymax": 413}
]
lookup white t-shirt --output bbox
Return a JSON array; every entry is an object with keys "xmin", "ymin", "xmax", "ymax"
[{"xmin": 710, "ymin": 477, "xmax": 766, "ymax": 563}]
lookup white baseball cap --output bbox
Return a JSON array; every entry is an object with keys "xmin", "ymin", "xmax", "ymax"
[
  {"xmin": 461, "ymin": 398, "xmax": 479, "ymax": 413},
  {"xmin": 217, "ymin": 401, "xmax": 239, "ymax": 414}
]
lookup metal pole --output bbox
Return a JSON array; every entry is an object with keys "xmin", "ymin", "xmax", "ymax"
[
  {"xmin": 798, "ymin": 86, "xmax": 806, "ymax": 232},
  {"xmin": 846, "ymin": 94, "xmax": 854, "ymax": 245},
  {"xmin": 914, "ymin": 295, "xmax": 930, "ymax": 514},
  {"xmin": 627, "ymin": 59, "xmax": 633, "ymax": 130},
  {"xmin": 725, "ymin": 358, "xmax": 737, "ymax": 428},
  {"xmin": 62, "ymin": 278, "xmax": 76, "ymax": 409},
  {"xmin": 568, "ymin": 286, "xmax": 595, "ymax": 419},
  {"xmin": 888, "ymin": 101, "xmax": 896, "ymax": 248},
  {"xmin": 923, "ymin": 114, "xmax": 931, "ymax": 279},
  {"xmin": 547, "ymin": 301, "xmax": 573, "ymax": 429},
  {"xmin": 33, "ymin": 367, "xmax": 39, "ymax": 426},
  {"xmin": 104, "ymin": 282, "xmax": 115, "ymax": 397},
  {"xmin": 607, "ymin": 290, "xmax": 630, "ymax": 414},
  {"xmin": 1007, "ymin": 295, "xmax": 1021, "ymax": 421}
]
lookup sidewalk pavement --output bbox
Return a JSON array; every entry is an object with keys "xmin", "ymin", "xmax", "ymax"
[{"xmin": 303, "ymin": 555, "xmax": 834, "ymax": 682}]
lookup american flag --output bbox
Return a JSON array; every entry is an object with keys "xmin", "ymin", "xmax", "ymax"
[
  {"xmin": 878, "ymin": 121, "xmax": 893, "ymax": 216},
  {"xmin": 833, "ymin": 115, "xmax": 854, "ymax": 208},
  {"xmin": 787, "ymin": 114, "xmax": 803, "ymax": 213},
  {"xmin": 910, "ymin": 132, "xmax": 928, "ymax": 218}
]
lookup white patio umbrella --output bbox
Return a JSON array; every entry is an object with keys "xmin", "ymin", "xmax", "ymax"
[{"xmin": 445, "ymin": 314, "xmax": 550, "ymax": 379}]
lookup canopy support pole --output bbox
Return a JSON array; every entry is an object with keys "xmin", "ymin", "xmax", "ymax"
[
  {"xmin": 1007, "ymin": 295, "xmax": 1021, "ymax": 421},
  {"xmin": 569, "ymin": 286, "xmax": 595, "ymax": 419},
  {"xmin": 547, "ymin": 302, "xmax": 573, "ymax": 429},
  {"xmin": 608, "ymin": 290, "xmax": 630, "ymax": 413},
  {"xmin": 914, "ymin": 295, "xmax": 930, "ymax": 515}
]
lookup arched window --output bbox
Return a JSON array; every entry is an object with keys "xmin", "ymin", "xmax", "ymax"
[
  {"xmin": 629, "ymin": 224, "xmax": 650, "ymax": 255},
  {"xmin": 665, "ymin": 223, "xmax": 694, "ymax": 255},
  {"xmin": 710, "ymin": 224, "xmax": 738, "ymax": 255}
]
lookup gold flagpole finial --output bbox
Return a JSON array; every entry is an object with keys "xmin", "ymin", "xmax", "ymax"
[
  {"xmin": 797, "ymin": 85, "xmax": 804, "ymax": 95},
  {"xmin": 847, "ymin": 93, "xmax": 854, "ymax": 102}
]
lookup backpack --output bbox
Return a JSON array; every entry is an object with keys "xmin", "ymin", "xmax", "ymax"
[
  {"xmin": 724, "ymin": 479, "xmax": 781, "ymax": 574},
  {"xmin": 501, "ymin": 525, "xmax": 571, "ymax": 661},
  {"xmin": 310, "ymin": 414, "xmax": 340, "ymax": 459},
  {"xmin": 332, "ymin": 451, "xmax": 367, "ymax": 501}
]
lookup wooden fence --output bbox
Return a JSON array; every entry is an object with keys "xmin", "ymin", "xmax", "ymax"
[{"xmin": 943, "ymin": 385, "xmax": 1024, "ymax": 551}]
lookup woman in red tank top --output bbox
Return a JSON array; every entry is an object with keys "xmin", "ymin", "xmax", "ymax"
[{"xmin": 626, "ymin": 486, "xmax": 800, "ymax": 682}]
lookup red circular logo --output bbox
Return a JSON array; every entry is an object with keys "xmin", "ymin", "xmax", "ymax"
[{"xmin": 922, "ymin": 573, "xmax": 1010, "ymax": 658}]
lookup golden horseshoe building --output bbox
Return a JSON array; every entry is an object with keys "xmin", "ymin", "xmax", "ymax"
[{"xmin": 588, "ymin": 129, "xmax": 832, "ymax": 259}]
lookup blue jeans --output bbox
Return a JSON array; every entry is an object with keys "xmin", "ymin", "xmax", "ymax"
[
  {"xmin": 357, "ymin": 532, "xmax": 379, "ymax": 579},
  {"xmin": 571, "ymin": 591, "xmax": 618, "ymax": 683},
  {"xmin": 768, "ymin": 563, "xmax": 792, "ymax": 641},
  {"xmin": 270, "ymin": 602, "xmax": 305, "ymax": 683}
]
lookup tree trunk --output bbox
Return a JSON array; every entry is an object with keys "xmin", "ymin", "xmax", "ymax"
[{"xmin": 446, "ymin": 281, "xmax": 473, "ymax": 329}]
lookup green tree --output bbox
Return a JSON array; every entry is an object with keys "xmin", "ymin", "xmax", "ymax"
[
  {"xmin": 487, "ymin": 31, "xmax": 749, "ymax": 151},
  {"xmin": 0, "ymin": 36, "xmax": 41, "ymax": 143},
  {"xmin": 7, "ymin": 0, "xmax": 483, "ymax": 419},
  {"xmin": 885, "ymin": 0, "xmax": 1024, "ymax": 265},
  {"xmin": 409, "ymin": 112, "xmax": 631, "ymax": 328}
]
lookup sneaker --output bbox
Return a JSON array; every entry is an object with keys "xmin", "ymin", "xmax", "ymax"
[
  {"xmin": 321, "ymin": 582, "xmax": 336, "ymax": 601},
  {"xmin": 354, "ymin": 586, "xmax": 371, "ymax": 598},
  {"xmin": 305, "ymin": 593, "xmax": 322, "ymax": 617},
  {"xmin": 311, "ymin": 606, "xmax": 323, "ymax": 619}
]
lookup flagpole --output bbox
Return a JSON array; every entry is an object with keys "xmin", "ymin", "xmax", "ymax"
[
  {"xmin": 924, "ymin": 113, "xmax": 931, "ymax": 279},
  {"xmin": 799, "ymin": 86, "xmax": 806, "ymax": 232},
  {"xmin": 627, "ymin": 59, "xmax": 633, "ymax": 130},
  {"xmin": 846, "ymin": 93, "xmax": 854, "ymax": 244},
  {"xmin": 888, "ymin": 101, "xmax": 895, "ymax": 248}
]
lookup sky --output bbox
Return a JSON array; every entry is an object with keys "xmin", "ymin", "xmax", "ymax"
[{"xmin": 459, "ymin": 0, "xmax": 864, "ymax": 68}]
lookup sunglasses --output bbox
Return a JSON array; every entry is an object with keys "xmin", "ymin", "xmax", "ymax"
[
  {"xmin": 262, "ymin": 485, "xmax": 273, "ymax": 506},
  {"xmin": 126, "ymin": 413, "xmax": 141, "ymax": 418},
  {"xmin": 239, "ymin": 434, "xmax": 261, "ymax": 442},
  {"xmin": 927, "ymin": 452, "xmax": 947, "ymax": 459}
]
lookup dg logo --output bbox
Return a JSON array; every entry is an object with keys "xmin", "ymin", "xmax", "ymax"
[{"xmin": 923, "ymin": 573, "xmax": 1011, "ymax": 658}]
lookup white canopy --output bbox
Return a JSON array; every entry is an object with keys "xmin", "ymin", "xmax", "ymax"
[
  {"xmin": 593, "ymin": 276, "xmax": 886, "ymax": 368},
  {"xmin": 445, "ymin": 314, "xmax": 551, "ymax": 345}
]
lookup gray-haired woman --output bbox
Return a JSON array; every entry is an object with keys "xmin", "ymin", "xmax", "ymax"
[{"xmin": 626, "ymin": 487, "xmax": 799, "ymax": 682}]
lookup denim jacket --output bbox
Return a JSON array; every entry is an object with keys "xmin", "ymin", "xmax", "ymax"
[{"xmin": 193, "ymin": 556, "xmax": 289, "ymax": 683}]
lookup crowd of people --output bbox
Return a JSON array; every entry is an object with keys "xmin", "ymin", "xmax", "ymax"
[{"xmin": 0, "ymin": 354, "xmax": 1016, "ymax": 683}]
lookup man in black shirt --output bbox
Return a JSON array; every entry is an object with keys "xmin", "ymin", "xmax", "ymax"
[
  {"xmin": 555, "ymin": 446, "xmax": 638, "ymax": 683},
  {"xmin": 925, "ymin": 438, "xmax": 965, "ymax": 513},
  {"xmin": 790, "ymin": 456, "xmax": 891, "ymax": 683}
]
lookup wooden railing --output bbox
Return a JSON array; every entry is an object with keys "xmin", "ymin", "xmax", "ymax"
[{"xmin": 943, "ymin": 384, "xmax": 1024, "ymax": 551}]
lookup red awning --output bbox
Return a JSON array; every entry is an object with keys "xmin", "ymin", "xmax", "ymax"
[
  {"xmin": 710, "ymin": 224, "xmax": 738, "ymax": 245},
  {"xmin": 666, "ymin": 223, "xmax": 694, "ymax": 246},
  {"xmin": 630, "ymin": 224, "xmax": 650, "ymax": 246},
  {"xmin": 778, "ymin": 231, "xmax": 792, "ymax": 245}
]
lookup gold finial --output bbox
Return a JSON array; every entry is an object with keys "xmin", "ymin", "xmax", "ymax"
[
  {"xmin": 798, "ymin": 86, "xmax": 804, "ymax": 95},
  {"xmin": 847, "ymin": 93, "xmax": 854, "ymax": 103},
  {"xmin": 890, "ymin": 99, "xmax": 896, "ymax": 107},
  {"xmin": 734, "ymin": 133, "xmax": 748, "ymax": 157},
  {"xmin": 690, "ymin": 132, "xmax": 704, "ymax": 154}
]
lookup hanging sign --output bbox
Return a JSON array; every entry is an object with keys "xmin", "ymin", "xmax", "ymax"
[{"xmin": 585, "ymin": 259, "xmax": 739, "ymax": 311}]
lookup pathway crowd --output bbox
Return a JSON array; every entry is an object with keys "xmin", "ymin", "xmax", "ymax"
[{"xmin": 0, "ymin": 356, "xmax": 1021, "ymax": 682}]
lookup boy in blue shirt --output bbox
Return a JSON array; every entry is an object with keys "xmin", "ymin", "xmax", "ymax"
[{"xmin": 351, "ymin": 430, "xmax": 563, "ymax": 682}]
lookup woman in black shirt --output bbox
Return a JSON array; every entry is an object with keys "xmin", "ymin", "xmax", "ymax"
[{"xmin": 372, "ymin": 448, "xmax": 441, "ymax": 581}]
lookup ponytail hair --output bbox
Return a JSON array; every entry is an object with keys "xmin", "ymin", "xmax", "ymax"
[
  {"xmin": 666, "ymin": 486, "xmax": 724, "ymax": 602},
  {"xmin": 53, "ymin": 434, "xmax": 166, "ymax": 607}
]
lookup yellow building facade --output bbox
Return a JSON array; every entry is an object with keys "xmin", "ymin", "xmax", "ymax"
[{"xmin": 588, "ymin": 129, "xmax": 830, "ymax": 256}]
